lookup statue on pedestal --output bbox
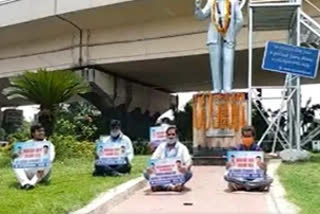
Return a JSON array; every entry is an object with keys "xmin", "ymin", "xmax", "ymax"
[{"xmin": 195, "ymin": 0, "xmax": 243, "ymax": 93}]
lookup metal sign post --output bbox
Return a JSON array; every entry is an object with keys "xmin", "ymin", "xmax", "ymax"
[{"xmin": 247, "ymin": 0, "xmax": 320, "ymax": 153}]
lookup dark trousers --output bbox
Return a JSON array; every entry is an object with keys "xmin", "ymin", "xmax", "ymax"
[
  {"xmin": 224, "ymin": 175, "xmax": 273, "ymax": 191},
  {"xmin": 93, "ymin": 163, "xmax": 131, "ymax": 176}
]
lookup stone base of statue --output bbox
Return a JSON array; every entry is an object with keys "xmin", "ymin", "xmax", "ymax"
[{"xmin": 192, "ymin": 92, "xmax": 248, "ymax": 165}]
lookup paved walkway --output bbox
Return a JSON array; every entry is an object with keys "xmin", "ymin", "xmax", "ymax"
[{"xmin": 108, "ymin": 166, "xmax": 276, "ymax": 214}]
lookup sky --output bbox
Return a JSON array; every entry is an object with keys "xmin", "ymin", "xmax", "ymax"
[{"xmin": 8, "ymin": 83, "xmax": 320, "ymax": 122}]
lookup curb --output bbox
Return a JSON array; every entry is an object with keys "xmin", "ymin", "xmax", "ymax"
[
  {"xmin": 70, "ymin": 176, "xmax": 147, "ymax": 214},
  {"xmin": 266, "ymin": 160, "xmax": 300, "ymax": 214}
]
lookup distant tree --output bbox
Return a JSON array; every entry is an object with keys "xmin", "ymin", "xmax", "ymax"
[{"xmin": 174, "ymin": 101, "xmax": 193, "ymax": 141}]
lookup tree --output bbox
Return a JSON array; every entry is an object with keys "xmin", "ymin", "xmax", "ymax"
[
  {"xmin": 2, "ymin": 69, "xmax": 89, "ymax": 136},
  {"xmin": 174, "ymin": 101, "xmax": 193, "ymax": 141},
  {"xmin": 262, "ymin": 98, "xmax": 320, "ymax": 151}
]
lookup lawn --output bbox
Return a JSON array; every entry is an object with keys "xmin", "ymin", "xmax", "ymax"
[
  {"xmin": 278, "ymin": 153, "xmax": 320, "ymax": 214},
  {"xmin": 0, "ymin": 154, "xmax": 148, "ymax": 214}
]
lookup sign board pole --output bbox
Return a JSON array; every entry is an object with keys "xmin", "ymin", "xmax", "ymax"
[
  {"xmin": 247, "ymin": 7, "xmax": 253, "ymax": 126},
  {"xmin": 296, "ymin": 8, "xmax": 301, "ymax": 151},
  {"xmin": 262, "ymin": 37, "xmax": 320, "ymax": 151}
]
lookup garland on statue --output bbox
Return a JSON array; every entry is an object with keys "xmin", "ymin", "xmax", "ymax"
[{"xmin": 211, "ymin": 0, "xmax": 232, "ymax": 36}]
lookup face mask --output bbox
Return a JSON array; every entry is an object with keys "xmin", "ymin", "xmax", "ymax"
[
  {"xmin": 110, "ymin": 130, "xmax": 120, "ymax": 138},
  {"xmin": 167, "ymin": 138, "xmax": 177, "ymax": 145},
  {"xmin": 242, "ymin": 137, "xmax": 254, "ymax": 148}
]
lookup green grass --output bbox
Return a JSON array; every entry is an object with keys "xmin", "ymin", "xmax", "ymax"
[
  {"xmin": 278, "ymin": 153, "xmax": 320, "ymax": 214},
  {"xmin": 0, "ymin": 154, "xmax": 148, "ymax": 214}
]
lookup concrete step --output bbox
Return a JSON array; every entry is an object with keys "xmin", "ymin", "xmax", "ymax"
[{"xmin": 192, "ymin": 156, "xmax": 227, "ymax": 166}]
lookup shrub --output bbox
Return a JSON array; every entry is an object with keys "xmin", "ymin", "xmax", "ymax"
[
  {"xmin": 50, "ymin": 135, "xmax": 95, "ymax": 160},
  {"xmin": 132, "ymin": 139, "xmax": 151, "ymax": 155},
  {"xmin": 55, "ymin": 102, "xmax": 100, "ymax": 141},
  {"xmin": 0, "ymin": 152, "xmax": 11, "ymax": 168},
  {"xmin": 2, "ymin": 124, "xmax": 30, "ymax": 154},
  {"xmin": 54, "ymin": 119, "xmax": 77, "ymax": 137}
]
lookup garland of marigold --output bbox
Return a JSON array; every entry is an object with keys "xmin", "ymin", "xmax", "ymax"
[
  {"xmin": 211, "ymin": 0, "xmax": 231, "ymax": 36},
  {"xmin": 213, "ymin": 94, "xmax": 220, "ymax": 129},
  {"xmin": 206, "ymin": 94, "xmax": 213, "ymax": 130}
]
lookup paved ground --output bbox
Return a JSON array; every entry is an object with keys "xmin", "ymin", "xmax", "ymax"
[{"xmin": 108, "ymin": 166, "xmax": 275, "ymax": 214}]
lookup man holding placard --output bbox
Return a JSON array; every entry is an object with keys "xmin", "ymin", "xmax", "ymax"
[
  {"xmin": 93, "ymin": 120, "xmax": 134, "ymax": 176},
  {"xmin": 145, "ymin": 126, "xmax": 192, "ymax": 192},
  {"xmin": 12, "ymin": 124, "xmax": 55, "ymax": 190},
  {"xmin": 224, "ymin": 126, "xmax": 273, "ymax": 191}
]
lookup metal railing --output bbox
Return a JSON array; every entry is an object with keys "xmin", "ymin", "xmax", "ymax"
[
  {"xmin": 0, "ymin": 0, "xmax": 20, "ymax": 5},
  {"xmin": 250, "ymin": 0, "xmax": 300, "ymax": 4},
  {"xmin": 300, "ymin": 9, "xmax": 320, "ymax": 48}
]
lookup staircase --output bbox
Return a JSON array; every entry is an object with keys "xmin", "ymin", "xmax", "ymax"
[
  {"xmin": 300, "ymin": 10, "xmax": 320, "ymax": 49},
  {"xmin": 247, "ymin": 0, "xmax": 320, "ymax": 152},
  {"xmin": 248, "ymin": 0, "xmax": 320, "ymax": 50}
]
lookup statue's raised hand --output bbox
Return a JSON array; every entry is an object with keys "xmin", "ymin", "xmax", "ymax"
[{"xmin": 195, "ymin": 0, "xmax": 202, "ymax": 8}]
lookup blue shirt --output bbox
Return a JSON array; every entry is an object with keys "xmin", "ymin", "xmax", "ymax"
[
  {"xmin": 99, "ymin": 133, "xmax": 134, "ymax": 163},
  {"xmin": 235, "ymin": 143, "xmax": 262, "ymax": 151}
]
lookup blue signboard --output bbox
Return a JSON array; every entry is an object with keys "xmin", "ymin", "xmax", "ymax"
[
  {"xmin": 147, "ymin": 158, "xmax": 185, "ymax": 187},
  {"xmin": 95, "ymin": 141, "xmax": 127, "ymax": 166},
  {"xmin": 226, "ymin": 151, "xmax": 265, "ymax": 180},
  {"xmin": 12, "ymin": 141, "xmax": 51, "ymax": 169},
  {"xmin": 262, "ymin": 41, "xmax": 320, "ymax": 79}
]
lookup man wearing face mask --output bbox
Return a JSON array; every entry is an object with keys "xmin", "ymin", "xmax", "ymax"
[
  {"xmin": 145, "ymin": 126, "xmax": 192, "ymax": 191},
  {"xmin": 236, "ymin": 126, "xmax": 261, "ymax": 151},
  {"xmin": 225, "ymin": 126, "xmax": 272, "ymax": 191},
  {"xmin": 93, "ymin": 120, "xmax": 134, "ymax": 176}
]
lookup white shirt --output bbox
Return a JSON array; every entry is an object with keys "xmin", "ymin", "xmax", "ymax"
[
  {"xmin": 151, "ymin": 141, "xmax": 192, "ymax": 166},
  {"xmin": 101, "ymin": 133, "xmax": 134, "ymax": 163}
]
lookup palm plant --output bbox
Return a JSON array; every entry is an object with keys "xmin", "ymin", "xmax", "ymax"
[{"xmin": 2, "ymin": 69, "xmax": 89, "ymax": 136}]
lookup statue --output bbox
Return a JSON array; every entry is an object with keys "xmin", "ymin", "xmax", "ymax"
[{"xmin": 195, "ymin": 0, "xmax": 243, "ymax": 93}]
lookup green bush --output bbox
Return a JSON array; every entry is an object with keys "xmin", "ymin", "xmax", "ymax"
[
  {"xmin": 2, "ymin": 125, "xmax": 30, "ymax": 154},
  {"xmin": 0, "ymin": 152, "xmax": 11, "ymax": 168},
  {"xmin": 50, "ymin": 135, "xmax": 95, "ymax": 160},
  {"xmin": 55, "ymin": 117, "xmax": 98, "ymax": 142},
  {"xmin": 132, "ymin": 139, "xmax": 151, "ymax": 155},
  {"xmin": 55, "ymin": 102, "xmax": 99, "ymax": 141},
  {"xmin": 5, "ymin": 121, "xmax": 30, "ymax": 144},
  {"xmin": 52, "ymin": 135, "xmax": 150, "ymax": 160},
  {"xmin": 7, "ymin": 131, "xmax": 30, "ymax": 145},
  {"xmin": 54, "ymin": 119, "xmax": 77, "ymax": 137}
]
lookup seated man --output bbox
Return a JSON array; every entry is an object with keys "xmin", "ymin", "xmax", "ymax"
[
  {"xmin": 225, "ymin": 126, "xmax": 273, "ymax": 191},
  {"xmin": 144, "ymin": 126, "xmax": 192, "ymax": 192},
  {"xmin": 13, "ymin": 124, "xmax": 55, "ymax": 190},
  {"xmin": 93, "ymin": 120, "xmax": 134, "ymax": 176}
]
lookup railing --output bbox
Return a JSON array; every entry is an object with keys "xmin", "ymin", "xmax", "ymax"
[
  {"xmin": 300, "ymin": 11, "xmax": 320, "ymax": 48},
  {"xmin": 250, "ymin": 0, "xmax": 300, "ymax": 4},
  {"xmin": 0, "ymin": 0, "xmax": 20, "ymax": 6},
  {"xmin": 301, "ymin": 11, "xmax": 320, "ymax": 36}
]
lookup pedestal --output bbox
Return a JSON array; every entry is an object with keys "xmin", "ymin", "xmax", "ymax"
[{"xmin": 192, "ymin": 92, "xmax": 248, "ymax": 165}]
